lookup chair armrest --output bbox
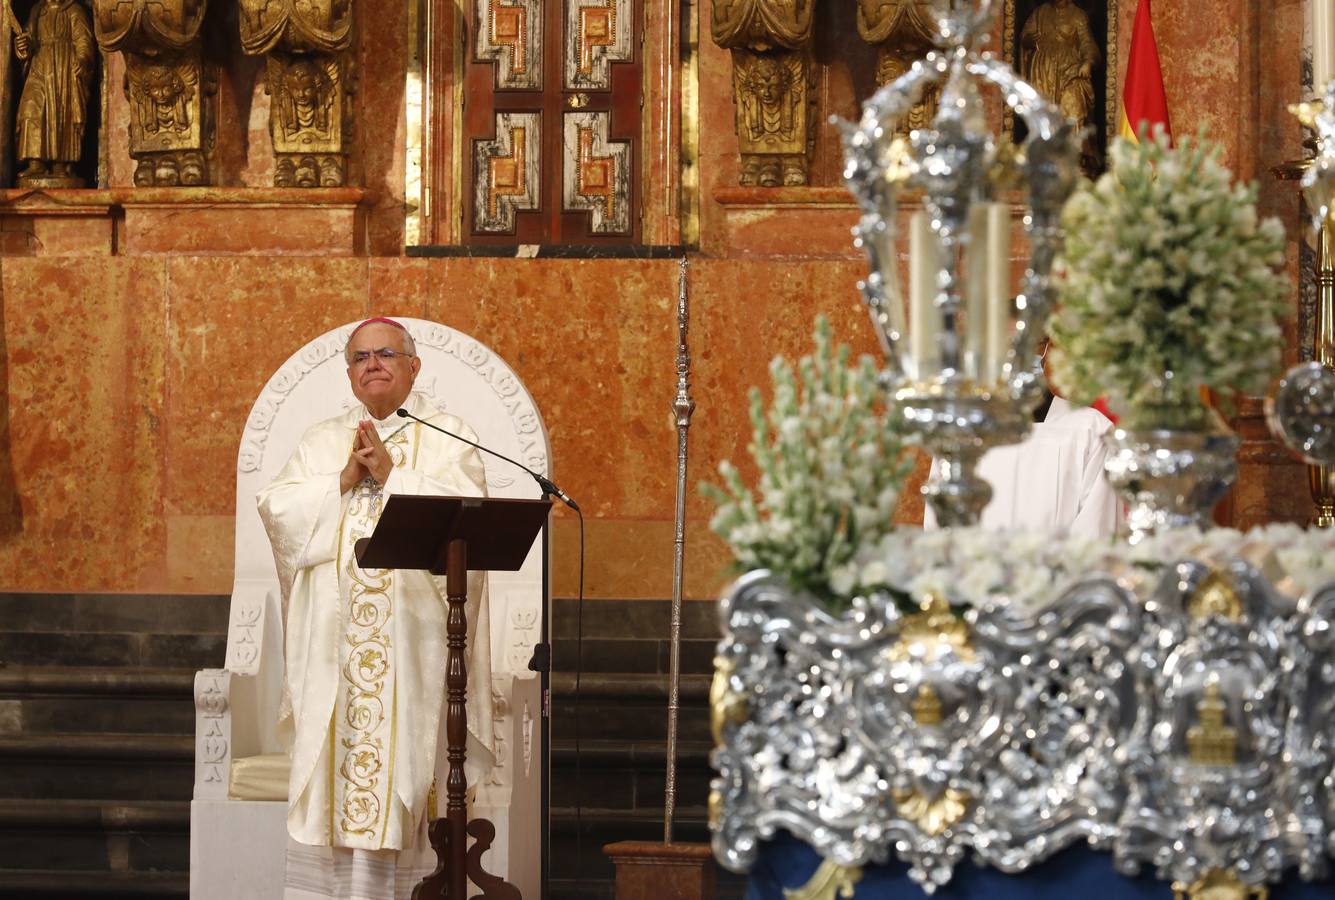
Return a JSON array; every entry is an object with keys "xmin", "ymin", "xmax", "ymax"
[{"xmin": 194, "ymin": 669, "xmax": 233, "ymax": 801}]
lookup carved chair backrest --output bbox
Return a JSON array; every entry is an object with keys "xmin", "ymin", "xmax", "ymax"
[{"xmin": 228, "ymin": 319, "xmax": 552, "ymax": 756}]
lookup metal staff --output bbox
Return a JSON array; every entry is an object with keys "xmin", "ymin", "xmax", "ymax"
[{"xmin": 664, "ymin": 256, "xmax": 695, "ymax": 842}]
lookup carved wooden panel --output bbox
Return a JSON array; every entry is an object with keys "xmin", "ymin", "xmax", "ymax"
[{"xmin": 463, "ymin": 0, "xmax": 641, "ymax": 244}]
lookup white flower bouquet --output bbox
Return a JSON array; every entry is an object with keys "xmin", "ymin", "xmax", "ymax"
[
  {"xmin": 703, "ymin": 317, "xmax": 914, "ymax": 607},
  {"xmin": 1048, "ymin": 128, "xmax": 1289, "ymax": 430},
  {"xmin": 847, "ymin": 523, "xmax": 1335, "ymax": 616}
]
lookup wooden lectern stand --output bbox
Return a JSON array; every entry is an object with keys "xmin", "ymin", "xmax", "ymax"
[{"xmin": 355, "ymin": 494, "xmax": 552, "ymax": 900}]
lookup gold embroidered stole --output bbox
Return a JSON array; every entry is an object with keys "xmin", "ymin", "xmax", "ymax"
[{"xmin": 331, "ymin": 423, "xmax": 417, "ymax": 848}]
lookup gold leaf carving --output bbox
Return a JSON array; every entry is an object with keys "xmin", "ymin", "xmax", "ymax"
[
  {"xmin": 783, "ymin": 859, "xmax": 863, "ymax": 900},
  {"xmin": 893, "ymin": 786, "xmax": 971, "ymax": 836}
]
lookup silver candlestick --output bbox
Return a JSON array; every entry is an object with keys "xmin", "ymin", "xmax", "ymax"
[{"xmin": 841, "ymin": 0, "xmax": 1081, "ymax": 526}]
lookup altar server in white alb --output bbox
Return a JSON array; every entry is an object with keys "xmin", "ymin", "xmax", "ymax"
[
  {"xmin": 258, "ymin": 316, "xmax": 494, "ymax": 899},
  {"xmin": 925, "ymin": 343, "xmax": 1120, "ymax": 538}
]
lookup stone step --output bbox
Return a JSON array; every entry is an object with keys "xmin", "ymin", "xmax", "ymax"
[
  {"xmin": 0, "ymin": 733, "xmax": 194, "ymax": 802},
  {"xmin": 0, "ymin": 666, "xmax": 196, "ymax": 736},
  {"xmin": 548, "ymin": 670, "xmax": 714, "ymax": 744},
  {"xmin": 0, "ymin": 593, "xmax": 229, "ymax": 636},
  {"xmin": 550, "ymin": 671, "xmax": 712, "ymax": 699},
  {"xmin": 550, "ymin": 694, "xmax": 712, "ymax": 744},
  {"xmin": 550, "ymin": 739, "xmax": 715, "ymax": 812},
  {"xmin": 552, "ymin": 637, "xmax": 718, "ymax": 676},
  {"xmin": 0, "ymin": 798, "xmax": 189, "ymax": 873},
  {"xmin": 0, "ymin": 631, "xmax": 226, "ymax": 668},
  {"xmin": 0, "ymin": 868, "xmax": 188, "ymax": 897}
]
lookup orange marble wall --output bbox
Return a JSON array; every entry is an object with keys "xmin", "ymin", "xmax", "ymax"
[{"xmin": 0, "ymin": 0, "xmax": 1316, "ymax": 604}]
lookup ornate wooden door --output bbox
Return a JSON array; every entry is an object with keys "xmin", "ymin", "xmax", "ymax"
[{"xmin": 463, "ymin": 0, "xmax": 642, "ymax": 245}]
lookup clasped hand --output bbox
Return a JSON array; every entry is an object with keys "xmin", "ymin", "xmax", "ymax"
[{"xmin": 340, "ymin": 421, "xmax": 393, "ymax": 494}]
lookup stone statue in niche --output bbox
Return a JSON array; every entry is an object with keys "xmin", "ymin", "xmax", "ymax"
[
  {"xmin": 712, "ymin": 0, "xmax": 817, "ymax": 187},
  {"xmin": 1020, "ymin": 0, "xmax": 1100, "ymax": 138},
  {"xmin": 240, "ymin": 0, "xmax": 354, "ymax": 188},
  {"xmin": 14, "ymin": 0, "xmax": 96, "ymax": 189},
  {"xmin": 93, "ymin": 0, "xmax": 216, "ymax": 186},
  {"xmin": 857, "ymin": 0, "xmax": 938, "ymax": 134}
]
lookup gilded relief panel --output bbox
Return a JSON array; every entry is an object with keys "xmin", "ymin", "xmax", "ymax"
[
  {"xmin": 711, "ymin": 0, "xmax": 817, "ymax": 187},
  {"xmin": 239, "ymin": 0, "xmax": 355, "ymax": 187},
  {"xmin": 856, "ymin": 0, "xmax": 939, "ymax": 134},
  {"xmin": 93, "ymin": 0, "xmax": 216, "ymax": 186}
]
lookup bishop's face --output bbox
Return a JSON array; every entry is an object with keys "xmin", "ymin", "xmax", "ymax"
[{"xmin": 346, "ymin": 323, "xmax": 421, "ymax": 419}]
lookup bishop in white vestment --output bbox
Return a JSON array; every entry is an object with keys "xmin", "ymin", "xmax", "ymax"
[{"xmin": 258, "ymin": 317, "xmax": 495, "ymax": 899}]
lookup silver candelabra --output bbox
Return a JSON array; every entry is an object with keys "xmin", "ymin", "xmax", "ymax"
[{"xmin": 841, "ymin": 0, "xmax": 1081, "ymax": 526}]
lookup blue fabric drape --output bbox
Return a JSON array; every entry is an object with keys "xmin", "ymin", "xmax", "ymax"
[{"xmin": 744, "ymin": 831, "xmax": 1334, "ymax": 899}]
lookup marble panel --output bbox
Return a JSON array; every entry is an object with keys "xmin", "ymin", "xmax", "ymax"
[
  {"xmin": 0, "ymin": 258, "xmax": 169, "ymax": 589},
  {"xmin": 713, "ymin": 187, "xmax": 861, "ymax": 259},
  {"xmin": 161, "ymin": 257, "xmax": 370, "ymax": 521},
  {"xmin": 166, "ymin": 514, "xmax": 234, "ymax": 594},
  {"xmin": 104, "ymin": 50, "xmax": 132, "ymax": 188},
  {"xmin": 120, "ymin": 190, "xmax": 367, "ymax": 256},
  {"xmin": 0, "ymin": 191, "xmax": 116, "ymax": 256},
  {"xmin": 214, "ymin": 44, "xmax": 270, "ymax": 187},
  {"xmin": 551, "ymin": 516, "xmax": 734, "ymax": 601},
  {"xmin": 368, "ymin": 257, "xmax": 430, "ymax": 314},
  {"xmin": 423, "ymin": 258, "xmax": 681, "ymax": 521},
  {"xmin": 697, "ymin": 30, "xmax": 744, "ymax": 257},
  {"xmin": 688, "ymin": 256, "xmax": 880, "ymax": 518}
]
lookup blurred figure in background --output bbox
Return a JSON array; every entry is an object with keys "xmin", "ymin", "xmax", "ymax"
[{"xmin": 925, "ymin": 337, "xmax": 1120, "ymax": 538}]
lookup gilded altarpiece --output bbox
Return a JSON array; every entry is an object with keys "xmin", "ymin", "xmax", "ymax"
[{"xmin": 461, "ymin": 0, "xmax": 642, "ymax": 244}]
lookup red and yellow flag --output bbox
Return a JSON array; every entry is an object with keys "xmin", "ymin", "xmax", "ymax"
[{"xmin": 1119, "ymin": 0, "xmax": 1171, "ymax": 143}]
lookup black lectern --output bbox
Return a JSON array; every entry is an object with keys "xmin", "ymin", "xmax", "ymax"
[{"xmin": 356, "ymin": 494, "xmax": 551, "ymax": 900}]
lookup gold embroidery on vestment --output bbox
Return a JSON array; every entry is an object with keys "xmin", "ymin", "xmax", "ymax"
[{"xmin": 333, "ymin": 428, "xmax": 415, "ymax": 844}]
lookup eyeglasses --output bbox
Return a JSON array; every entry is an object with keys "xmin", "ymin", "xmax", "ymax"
[{"xmin": 349, "ymin": 347, "xmax": 415, "ymax": 367}]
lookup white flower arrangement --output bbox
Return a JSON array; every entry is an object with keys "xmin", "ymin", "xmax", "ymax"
[
  {"xmin": 1048, "ymin": 128, "xmax": 1289, "ymax": 429},
  {"xmin": 703, "ymin": 317, "xmax": 914, "ymax": 606},
  {"xmin": 847, "ymin": 523, "xmax": 1335, "ymax": 616}
]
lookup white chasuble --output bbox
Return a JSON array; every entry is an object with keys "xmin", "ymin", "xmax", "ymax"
[
  {"xmin": 924, "ymin": 396, "xmax": 1121, "ymax": 539},
  {"xmin": 258, "ymin": 391, "xmax": 496, "ymax": 873}
]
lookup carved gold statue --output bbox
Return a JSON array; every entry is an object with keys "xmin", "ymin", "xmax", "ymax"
[
  {"xmin": 711, "ymin": 0, "xmax": 817, "ymax": 187},
  {"xmin": 857, "ymin": 0, "xmax": 939, "ymax": 133},
  {"xmin": 14, "ymin": 0, "xmax": 95, "ymax": 188},
  {"xmin": 1019, "ymin": 0, "xmax": 1100, "ymax": 135},
  {"xmin": 94, "ymin": 0, "xmax": 216, "ymax": 187},
  {"xmin": 240, "ymin": 0, "xmax": 354, "ymax": 188}
]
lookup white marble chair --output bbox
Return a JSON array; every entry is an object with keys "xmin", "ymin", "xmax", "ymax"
[{"xmin": 190, "ymin": 319, "xmax": 549, "ymax": 899}]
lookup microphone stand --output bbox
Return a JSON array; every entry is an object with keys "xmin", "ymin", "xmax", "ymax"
[{"xmin": 396, "ymin": 407, "xmax": 576, "ymax": 899}]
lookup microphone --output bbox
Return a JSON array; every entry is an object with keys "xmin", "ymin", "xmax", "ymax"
[{"xmin": 396, "ymin": 408, "xmax": 580, "ymax": 511}]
